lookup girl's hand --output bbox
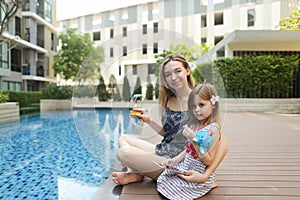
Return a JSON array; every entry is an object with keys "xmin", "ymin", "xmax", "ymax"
[
  {"xmin": 134, "ymin": 108, "xmax": 152, "ymax": 124},
  {"xmin": 182, "ymin": 125, "xmax": 195, "ymax": 140},
  {"xmin": 162, "ymin": 158, "xmax": 176, "ymax": 169},
  {"xmin": 176, "ymin": 170, "xmax": 208, "ymax": 183}
]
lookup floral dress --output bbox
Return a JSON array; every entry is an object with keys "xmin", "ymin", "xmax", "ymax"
[
  {"xmin": 156, "ymin": 124, "xmax": 217, "ymax": 200},
  {"xmin": 155, "ymin": 107, "xmax": 189, "ymax": 158}
]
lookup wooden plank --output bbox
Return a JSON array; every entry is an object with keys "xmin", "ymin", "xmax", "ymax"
[{"xmin": 209, "ymin": 187, "xmax": 300, "ymax": 196}]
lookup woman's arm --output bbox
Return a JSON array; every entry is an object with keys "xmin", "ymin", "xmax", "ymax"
[{"xmin": 135, "ymin": 109, "xmax": 165, "ymax": 136}]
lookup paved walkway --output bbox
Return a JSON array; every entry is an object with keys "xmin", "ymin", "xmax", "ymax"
[{"xmin": 94, "ymin": 112, "xmax": 300, "ymax": 200}]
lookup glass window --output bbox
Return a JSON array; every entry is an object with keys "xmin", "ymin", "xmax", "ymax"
[
  {"xmin": 142, "ymin": 44, "xmax": 147, "ymax": 54},
  {"xmin": 110, "ymin": 28, "xmax": 114, "ymax": 38},
  {"xmin": 201, "ymin": 15, "xmax": 207, "ymax": 27},
  {"xmin": 110, "ymin": 47, "xmax": 113, "ymax": 57},
  {"xmin": 2, "ymin": 81, "xmax": 8, "ymax": 91},
  {"xmin": 143, "ymin": 24, "xmax": 147, "ymax": 34},
  {"xmin": 44, "ymin": 1, "xmax": 52, "ymax": 23},
  {"xmin": 93, "ymin": 31, "xmax": 101, "ymax": 40},
  {"xmin": 214, "ymin": 12, "xmax": 223, "ymax": 25},
  {"xmin": 0, "ymin": 42, "xmax": 9, "ymax": 69},
  {"xmin": 123, "ymin": 46, "xmax": 127, "ymax": 56},
  {"xmin": 248, "ymin": 9, "xmax": 255, "ymax": 27},
  {"xmin": 133, "ymin": 65, "xmax": 137, "ymax": 75},
  {"xmin": 123, "ymin": 26, "xmax": 127, "ymax": 37},
  {"xmin": 153, "ymin": 42, "xmax": 158, "ymax": 54},
  {"xmin": 153, "ymin": 22, "xmax": 158, "ymax": 33}
]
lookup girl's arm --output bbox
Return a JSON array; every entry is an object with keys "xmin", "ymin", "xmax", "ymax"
[
  {"xmin": 177, "ymin": 131, "xmax": 228, "ymax": 183},
  {"xmin": 195, "ymin": 126, "xmax": 222, "ymax": 166},
  {"xmin": 163, "ymin": 150, "xmax": 186, "ymax": 168}
]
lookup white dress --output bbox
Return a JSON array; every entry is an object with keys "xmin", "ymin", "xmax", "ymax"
[{"xmin": 156, "ymin": 124, "xmax": 216, "ymax": 200}]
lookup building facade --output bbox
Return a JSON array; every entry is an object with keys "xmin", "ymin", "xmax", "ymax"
[
  {"xmin": 58, "ymin": 0, "xmax": 300, "ymax": 97},
  {"xmin": 0, "ymin": 0, "xmax": 58, "ymax": 92}
]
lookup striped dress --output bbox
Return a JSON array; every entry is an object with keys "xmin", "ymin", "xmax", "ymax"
[{"xmin": 156, "ymin": 124, "xmax": 216, "ymax": 200}]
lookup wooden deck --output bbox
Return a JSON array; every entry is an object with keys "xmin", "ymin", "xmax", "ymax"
[{"xmin": 119, "ymin": 112, "xmax": 300, "ymax": 200}]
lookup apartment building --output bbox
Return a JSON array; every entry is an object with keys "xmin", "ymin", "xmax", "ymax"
[
  {"xmin": 58, "ymin": 0, "xmax": 300, "ymax": 96},
  {"xmin": 0, "ymin": 0, "xmax": 58, "ymax": 92}
]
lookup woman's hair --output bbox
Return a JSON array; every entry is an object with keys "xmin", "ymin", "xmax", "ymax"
[
  {"xmin": 187, "ymin": 83, "xmax": 221, "ymax": 127},
  {"xmin": 158, "ymin": 54, "xmax": 195, "ymax": 110}
]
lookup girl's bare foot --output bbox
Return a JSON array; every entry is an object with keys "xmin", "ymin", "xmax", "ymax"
[
  {"xmin": 212, "ymin": 179, "xmax": 218, "ymax": 189},
  {"xmin": 112, "ymin": 172, "xmax": 144, "ymax": 185}
]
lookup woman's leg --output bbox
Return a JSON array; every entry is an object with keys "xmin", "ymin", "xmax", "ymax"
[{"xmin": 112, "ymin": 143, "xmax": 166, "ymax": 185}]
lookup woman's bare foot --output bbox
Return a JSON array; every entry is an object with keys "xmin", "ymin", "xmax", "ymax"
[
  {"xmin": 212, "ymin": 179, "xmax": 218, "ymax": 189},
  {"xmin": 112, "ymin": 172, "xmax": 144, "ymax": 185}
]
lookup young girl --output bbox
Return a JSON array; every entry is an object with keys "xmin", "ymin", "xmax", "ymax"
[{"xmin": 156, "ymin": 83, "xmax": 226, "ymax": 199}]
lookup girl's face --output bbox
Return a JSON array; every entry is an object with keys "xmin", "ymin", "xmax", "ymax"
[
  {"xmin": 192, "ymin": 95, "xmax": 213, "ymax": 121},
  {"xmin": 163, "ymin": 60, "xmax": 190, "ymax": 91}
]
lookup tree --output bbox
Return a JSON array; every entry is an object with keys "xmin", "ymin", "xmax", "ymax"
[
  {"xmin": 96, "ymin": 75, "xmax": 110, "ymax": 101},
  {"xmin": 108, "ymin": 74, "xmax": 121, "ymax": 101},
  {"xmin": 132, "ymin": 76, "xmax": 142, "ymax": 96},
  {"xmin": 279, "ymin": 10, "xmax": 300, "ymax": 30},
  {"xmin": 53, "ymin": 28, "xmax": 104, "ymax": 82},
  {"xmin": 154, "ymin": 43, "xmax": 212, "ymax": 76},
  {"xmin": 122, "ymin": 75, "xmax": 131, "ymax": 101},
  {"xmin": 145, "ymin": 75, "xmax": 154, "ymax": 100},
  {"xmin": 0, "ymin": 0, "xmax": 25, "ymax": 36}
]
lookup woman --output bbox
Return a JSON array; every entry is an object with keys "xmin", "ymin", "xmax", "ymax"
[{"xmin": 112, "ymin": 54, "xmax": 195, "ymax": 185}]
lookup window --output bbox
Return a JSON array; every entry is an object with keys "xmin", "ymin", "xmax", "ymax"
[
  {"xmin": 247, "ymin": 9, "xmax": 255, "ymax": 27},
  {"xmin": 148, "ymin": 64, "xmax": 155, "ymax": 74},
  {"xmin": 133, "ymin": 65, "xmax": 137, "ymax": 75},
  {"xmin": 153, "ymin": 42, "xmax": 158, "ymax": 54},
  {"xmin": 110, "ymin": 47, "xmax": 113, "ymax": 57},
  {"xmin": 214, "ymin": 36, "xmax": 223, "ymax": 45},
  {"xmin": 15, "ymin": 16, "xmax": 21, "ymax": 36},
  {"xmin": 143, "ymin": 24, "xmax": 147, "ymax": 34},
  {"xmin": 201, "ymin": 37, "xmax": 207, "ymax": 44},
  {"xmin": 2, "ymin": 81, "xmax": 21, "ymax": 91},
  {"xmin": 11, "ymin": 49, "xmax": 21, "ymax": 72},
  {"xmin": 153, "ymin": 22, "xmax": 158, "ymax": 33},
  {"xmin": 93, "ymin": 31, "xmax": 101, "ymax": 41},
  {"xmin": 201, "ymin": 15, "xmax": 207, "ymax": 27},
  {"xmin": 110, "ymin": 28, "xmax": 114, "ymax": 38},
  {"xmin": 119, "ymin": 65, "xmax": 121, "ymax": 76},
  {"xmin": 123, "ymin": 26, "xmax": 127, "ymax": 37},
  {"xmin": 123, "ymin": 46, "xmax": 127, "ymax": 56},
  {"xmin": 142, "ymin": 44, "xmax": 147, "ymax": 54},
  {"xmin": 44, "ymin": 1, "xmax": 52, "ymax": 23},
  {"xmin": 214, "ymin": 12, "xmax": 223, "ymax": 25},
  {"xmin": 51, "ymin": 32, "xmax": 56, "ymax": 51},
  {"xmin": 0, "ymin": 42, "xmax": 9, "ymax": 69},
  {"xmin": 92, "ymin": 13, "xmax": 102, "ymax": 25}
]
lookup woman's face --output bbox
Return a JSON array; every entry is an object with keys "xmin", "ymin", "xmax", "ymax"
[
  {"xmin": 192, "ymin": 95, "xmax": 213, "ymax": 121},
  {"xmin": 163, "ymin": 60, "xmax": 190, "ymax": 91}
]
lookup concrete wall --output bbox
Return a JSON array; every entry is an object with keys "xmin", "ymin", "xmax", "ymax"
[
  {"xmin": 0, "ymin": 102, "xmax": 20, "ymax": 122},
  {"xmin": 40, "ymin": 99, "xmax": 72, "ymax": 112}
]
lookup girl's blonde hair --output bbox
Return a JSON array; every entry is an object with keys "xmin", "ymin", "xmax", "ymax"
[
  {"xmin": 158, "ymin": 54, "xmax": 195, "ymax": 113},
  {"xmin": 187, "ymin": 83, "xmax": 221, "ymax": 127}
]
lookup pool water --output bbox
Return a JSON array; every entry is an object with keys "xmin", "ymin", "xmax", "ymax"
[{"xmin": 0, "ymin": 108, "xmax": 137, "ymax": 199}]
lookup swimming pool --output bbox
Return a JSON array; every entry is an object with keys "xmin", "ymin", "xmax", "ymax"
[{"xmin": 0, "ymin": 108, "xmax": 137, "ymax": 199}]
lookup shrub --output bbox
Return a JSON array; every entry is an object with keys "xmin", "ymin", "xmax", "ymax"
[
  {"xmin": 0, "ymin": 91, "xmax": 9, "ymax": 103},
  {"xmin": 42, "ymin": 84, "xmax": 72, "ymax": 99}
]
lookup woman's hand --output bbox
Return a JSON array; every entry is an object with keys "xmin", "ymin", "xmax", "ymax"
[
  {"xmin": 134, "ymin": 108, "xmax": 152, "ymax": 124},
  {"xmin": 176, "ymin": 170, "xmax": 208, "ymax": 183},
  {"xmin": 182, "ymin": 125, "xmax": 195, "ymax": 140}
]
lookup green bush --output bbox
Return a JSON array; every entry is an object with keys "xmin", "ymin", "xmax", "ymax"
[
  {"xmin": 194, "ymin": 54, "xmax": 299, "ymax": 98},
  {"xmin": 8, "ymin": 91, "xmax": 42, "ymax": 107},
  {"xmin": 42, "ymin": 84, "xmax": 72, "ymax": 99},
  {"xmin": 0, "ymin": 91, "xmax": 9, "ymax": 103}
]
